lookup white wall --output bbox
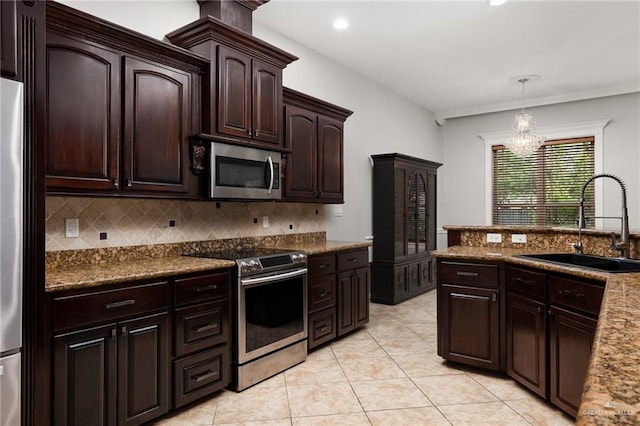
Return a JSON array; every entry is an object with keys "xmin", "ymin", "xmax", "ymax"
[
  {"xmin": 57, "ymin": 1, "xmax": 444, "ymax": 244},
  {"xmin": 252, "ymin": 25, "xmax": 444, "ymax": 242},
  {"xmin": 441, "ymin": 93, "xmax": 640, "ymax": 230}
]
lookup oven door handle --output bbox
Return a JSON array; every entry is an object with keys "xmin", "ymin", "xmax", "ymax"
[{"xmin": 240, "ymin": 268, "xmax": 307, "ymax": 287}]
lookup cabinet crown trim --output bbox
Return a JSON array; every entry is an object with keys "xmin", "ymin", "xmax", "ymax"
[
  {"xmin": 283, "ymin": 87, "xmax": 353, "ymax": 121},
  {"xmin": 166, "ymin": 16, "xmax": 298, "ymax": 68}
]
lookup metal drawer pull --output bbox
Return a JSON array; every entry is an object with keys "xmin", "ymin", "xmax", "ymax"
[
  {"xmin": 456, "ymin": 271, "xmax": 479, "ymax": 277},
  {"xmin": 315, "ymin": 325, "xmax": 328, "ymax": 332},
  {"xmin": 105, "ymin": 299, "xmax": 135, "ymax": 310},
  {"xmin": 513, "ymin": 277, "xmax": 532, "ymax": 286},
  {"xmin": 193, "ymin": 323, "xmax": 218, "ymax": 333},
  {"xmin": 194, "ymin": 284, "xmax": 218, "ymax": 293},
  {"xmin": 559, "ymin": 289, "xmax": 586, "ymax": 299},
  {"xmin": 319, "ymin": 264, "xmax": 330, "ymax": 269},
  {"xmin": 347, "ymin": 258, "xmax": 359, "ymax": 263},
  {"xmin": 317, "ymin": 291, "xmax": 329, "ymax": 297},
  {"xmin": 192, "ymin": 370, "xmax": 217, "ymax": 383}
]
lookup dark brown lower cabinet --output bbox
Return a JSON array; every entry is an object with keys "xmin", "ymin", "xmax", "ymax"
[
  {"xmin": 506, "ymin": 292, "xmax": 547, "ymax": 397},
  {"xmin": 549, "ymin": 306, "xmax": 597, "ymax": 417},
  {"xmin": 438, "ymin": 284, "xmax": 500, "ymax": 370},
  {"xmin": 337, "ymin": 267, "xmax": 370, "ymax": 336},
  {"xmin": 53, "ymin": 312, "xmax": 169, "ymax": 426}
]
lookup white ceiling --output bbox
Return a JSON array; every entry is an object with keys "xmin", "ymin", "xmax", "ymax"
[{"xmin": 253, "ymin": 0, "xmax": 640, "ymax": 122}]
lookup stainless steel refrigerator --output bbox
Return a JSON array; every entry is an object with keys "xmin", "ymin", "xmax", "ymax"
[{"xmin": 0, "ymin": 77, "xmax": 24, "ymax": 426}]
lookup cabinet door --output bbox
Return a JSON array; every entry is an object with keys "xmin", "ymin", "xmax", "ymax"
[
  {"xmin": 407, "ymin": 169, "xmax": 428, "ymax": 256},
  {"xmin": 252, "ymin": 58, "xmax": 282, "ymax": 145},
  {"xmin": 217, "ymin": 45, "xmax": 251, "ymax": 139},
  {"xmin": 419, "ymin": 258, "xmax": 434, "ymax": 291},
  {"xmin": 283, "ymin": 105, "xmax": 317, "ymax": 199},
  {"xmin": 118, "ymin": 312, "xmax": 169, "ymax": 426},
  {"xmin": 438, "ymin": 284, "xmax": 500, "ymax": 370},
  {"xmin": 123, "ymin": 57, "xmax": 190, "ymax": 194},
  {"xmin": 353, "ymin": 267, "xmax": 370, "ymax": 329},
  {"xmin": 53, "ymin": 323, "xmax": 117, "ymax": 426},
  {"xmin": 337, "ymin": 272, "xmax": 355, "ymax": 336},
  {"xmin": 46, "ymin": 33, "xmax": 120, "ymax": 191},
  {"xmin": 317, "ymin": 115, "xmax": 344, "ymax": 202},
  {"xmin": 506, "ymin": 292, "xmax": 547, "ymax": 398},
  {"xmin": 549, "ymin": 306, "xmax": 597, "ymax": 417}
]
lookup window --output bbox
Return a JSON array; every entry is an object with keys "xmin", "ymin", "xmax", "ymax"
[{"xmin": 492, "ymin": 137, "xmax": 595, "ymax": 227}]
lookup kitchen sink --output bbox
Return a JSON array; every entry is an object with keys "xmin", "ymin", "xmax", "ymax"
[{"xmin": 517, "ymin": 253, "xmax": 640, "ymax": 273}]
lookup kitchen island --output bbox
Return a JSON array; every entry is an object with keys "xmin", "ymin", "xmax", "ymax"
[{"xmin": 432, "ymin": 245, "xmax": 640, "ymax": 425}]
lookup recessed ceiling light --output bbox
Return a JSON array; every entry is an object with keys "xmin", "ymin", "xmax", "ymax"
[
  {"xmin": 489, "ymin": 0, "xmax": 507, "ymax": 5},
  {"xmin": 333, "ymin": 18, "xmax": 349, "ymax": 30}
]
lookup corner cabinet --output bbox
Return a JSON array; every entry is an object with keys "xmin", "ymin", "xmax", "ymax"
[
  {"xmin": 371, "ymin": 154, "xmax": 442, "ymax": 304},
  {"xmin": 282, "ymin": 88, "xmax": 353, "ymax": 203},
  {"xmin": 45, "ymin": 3, "xmax": 207, "ymax": 198},
  {"xmin": 167, "ymin": 16, "xmax": 297, "ymax": 151}
]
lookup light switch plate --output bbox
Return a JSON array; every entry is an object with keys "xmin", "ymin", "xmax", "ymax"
[
  {"xmin": 487, "ymin": 233, "xmax": 502, "ymax": 243},
  {"xmin": 512, "ymin": 234, "xmax": 527, "ymax": 243},
  {"xmin": 65, "ymin": 218, "xmax": 79, "ymax": 238}
]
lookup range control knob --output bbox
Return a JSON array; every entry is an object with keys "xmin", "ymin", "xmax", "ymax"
[{"xmin": 292, "ymin": 253, "xmax": 307, "ymax": 264}]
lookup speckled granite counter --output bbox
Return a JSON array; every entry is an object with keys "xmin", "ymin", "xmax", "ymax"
[
  {"xmin": 432, "ymin": 246, "xmax": 640, "ymax": 424},
  {"xmin": 267, "ymin": 240, "xmax": 371, "ymax": 256},
  {"xmin": 46, "ymin": 256, "xmax": 235, "ymax": 293},
  {"xmin": 45, "ymin": 238, "xmax": 371, "ymax": 293}
]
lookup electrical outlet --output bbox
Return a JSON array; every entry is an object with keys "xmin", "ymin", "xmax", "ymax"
[
  {"xmin": 65, "ymin": 218, "xmax": 79, "ymax": 238},
  {"xmin": 512, "ymin": 234, "xmax": 527, "ymax": 243},
  {"xmin": 262, "ymin": 216, "xmax": 269, "ymax": 228},
  {"xmin": 334, "ymin": 205, "xmax": 344, "ymax": 217},
  {"xmin": 487, "ymin": 233, "xmax": 502, "ymax": 243}
]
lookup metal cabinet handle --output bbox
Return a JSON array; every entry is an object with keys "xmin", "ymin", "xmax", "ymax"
[
  {"xmin": 113, "ymin": 178, "xmax": 119, "ymax": 188},
  {"xmin": 456, "ymin": 271, "xmax": 478, "ymax": 277},
  {"xmin": 192, "ymin": 370, "xmax": 217, "ymax": 383},
  {"xmin": 126, "ymin": 178, "xmax": 132, "ymax": 187},
  {"xmin": 316, "ymin": 290, "xmax": 329, "ymax": 298},
  {"xmin": 537, "ymin": 307, "xmax": 542, "ymax": 314},
  {"xmin": 194, "ymin": 284, "xmax": 218, "ymax": 293},
  {"xmin": 348, "ymin": 258, "xmax": 359, "ymax": 263},
  {"xmin": 319, "ymin": 264, "xmax": 330, "ymax": 269},
  {"xmin": 105, "ymin": 299, "xmax": 135, "ymax": 310},
  {"xmin": 513, "ymin": 277, "xmax": 532, "ymax": 286},
  {"xmin": 193, "ymin": 323, "xmax": 218, "ymax": 333},
  {"xmin": 315, "ymin": 325, "xmax": 328, "ymax": 332},
  {"xmin": 559, "ymin": 289, "xmax": 586, "ymax": 299}
]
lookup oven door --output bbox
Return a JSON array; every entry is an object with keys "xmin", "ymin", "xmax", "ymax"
[
  {"xmin": 210, "ymin": 142, "xmax": 281, "ymax": 200},
  {"xmin": 238, "ymin": 268, "xmax": 307, "ymax": 364}
]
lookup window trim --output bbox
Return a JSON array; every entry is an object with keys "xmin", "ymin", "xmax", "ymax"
[{"xmin": 479, "ymin": 119, "xmax": 610, "ymax": 227}]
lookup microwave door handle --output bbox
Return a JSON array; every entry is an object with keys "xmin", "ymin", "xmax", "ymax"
[{"xmin": 267, "ymin": 155, "xmax": 274, "ymax": 194}]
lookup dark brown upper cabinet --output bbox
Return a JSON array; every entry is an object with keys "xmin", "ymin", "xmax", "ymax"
[
  {"xmin": 45, "ymin": 2, "xmax": 207, "ymax": 198},
  {"xmin": 167, "ymin": 17, "xmax": 297, "ymax": 151},
  {"xmin": 282, "ymin": 88, "xmax": 353, "ymax": 203}
]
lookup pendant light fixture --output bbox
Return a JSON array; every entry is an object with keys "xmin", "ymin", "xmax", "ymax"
[{"xmin": 504, "ymin": 75, "xmax": 545, "ymax": 158}]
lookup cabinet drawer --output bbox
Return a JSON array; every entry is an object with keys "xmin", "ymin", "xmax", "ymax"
[
  {"xmin": 175, "ymin": 300, "xmax": 229, "ymax": 357},
  {"xmin": 438, "ymin": 261, "xmax": 499, "ymax": 288},
  {"xmin": 52, "ymin": 281, "xmax": 168, "ymax": 332},
  {"xmin": 174, "ymin": 272, "xmax": 229, "ymax": 307},
  {"xmin": 308, "ymin": 254, "xmax": 336, "ymax": 276},
  {"xmin": 173, "ymin": 345, "xmax": 229, "ymax": 409},
  {"xmin": 337, "ymin": 249, "xmax": 368, "ymax": 272},
  {"xmin": 549, "ymin": 275, "xmax": 604, "ymax": 316},
  {"xmin": 505, "ymin": 265, "xmax": 546, "ymax": 300},
  {"xmin": 308, "ymin": 307, "xmax": 337, "ymax": 350},
  {"xmin": 308, "ymin": 275, "xmax": 336, "ymax": 313}
]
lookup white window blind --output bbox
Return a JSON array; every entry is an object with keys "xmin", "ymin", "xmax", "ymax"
[{"xmin": 492, "ymin": 137, "xmax": 595, "ymax": 227}]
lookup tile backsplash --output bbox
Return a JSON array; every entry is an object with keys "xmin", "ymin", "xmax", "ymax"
[{"xmin": 46, "ymin": 196, "xmax": 326, "ymax": 251}]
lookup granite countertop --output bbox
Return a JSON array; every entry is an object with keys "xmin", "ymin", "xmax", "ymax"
[
  {"xmin": 46, "ymin": 256, "xmax": 236, "ymax": 293},
  {"xmin": 45, "ymin": 240, "xmax": 371, "ymax": 293},
  {"xmin": 432, "ymin": 246, "xmax": 640, "ymax": 424},
  {"xmin": 267, "ymin": 240, "xmax": 372, "ymax": 256}
]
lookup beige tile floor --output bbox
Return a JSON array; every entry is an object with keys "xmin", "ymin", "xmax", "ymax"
[{"xmin": 153, "ymin": 290, "xmax": 575, "ymax": 425}]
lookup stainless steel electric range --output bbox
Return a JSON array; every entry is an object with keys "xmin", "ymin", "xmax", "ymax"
[{"xmin": 187, "ymin": 247, "xmax": 308, "ymax": 391}]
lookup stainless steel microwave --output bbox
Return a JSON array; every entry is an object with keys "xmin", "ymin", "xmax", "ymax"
[{"xmin": 209, "ymin": 142, "xmax": 281, "ymax": 200}]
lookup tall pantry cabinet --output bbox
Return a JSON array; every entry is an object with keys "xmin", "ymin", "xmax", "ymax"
[{"xmin": 371, "ymin": 154, "xmax": 442, "ymax": 305}]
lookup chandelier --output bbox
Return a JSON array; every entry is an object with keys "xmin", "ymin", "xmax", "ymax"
[{"xmin": 504, "ymin": 75, "xmax": 545, "ymax": 158}]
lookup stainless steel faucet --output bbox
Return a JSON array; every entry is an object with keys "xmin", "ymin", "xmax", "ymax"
[{"xmin": 574, "ymin": 173, "xmax": 630, "ymax": 258}]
